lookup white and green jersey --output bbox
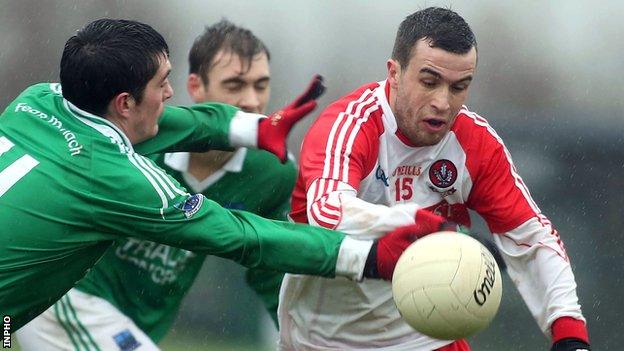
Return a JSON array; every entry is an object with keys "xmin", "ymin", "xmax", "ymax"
[
  {"xmin": 74, "ymin": 149, "xmax": 296, "ymax": 342},
  {"xmin": 0, "ymin": 83, "xmax": 346, "ymax": 331}
]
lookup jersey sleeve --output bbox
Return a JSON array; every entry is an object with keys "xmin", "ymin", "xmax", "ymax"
[
  {"xmin": 86, "ymin": 154, "xmax": 371, "ymax": 279},
  {"xmin": 456, "ymin": 112, "xmax": 587, "ymax": 342},
  {"xmin": 135, "ymin": 103, "xmax": 263, "ymax": 155},
  {"xmin": 293, "ymin": 87, "xmax": 420, "ymax": 237}
]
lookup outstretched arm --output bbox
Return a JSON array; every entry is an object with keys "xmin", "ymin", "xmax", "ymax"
[{"xmin": 135, "ymin": 75, "xmax": 325, "ymax": 162}]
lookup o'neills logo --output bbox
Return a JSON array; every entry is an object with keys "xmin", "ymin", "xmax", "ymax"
[
  {"xmin": 429, "ymin": 159, "xmax": 457, "ymax": 188},
  {"xmin": 392, "ymin": 165, "xmax": 422, "ymax": 177},
  {"xmin": 473, "ymin": 250, "xmax": 496, "ymax": 306}
]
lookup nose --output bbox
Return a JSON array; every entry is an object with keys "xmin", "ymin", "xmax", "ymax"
[
  {"xmin": 430, "ymin": 87, "xmax": 450, "ymax": 114},
  {"xmin": 164, "ymin": 82, "xmax": 174, "ymax": 101},
  {"xmin": 237, "ymin": 87, "xmax": 261, "ymax": 113}
]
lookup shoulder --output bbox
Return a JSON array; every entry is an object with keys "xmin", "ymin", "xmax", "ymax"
[
  {"xmin": 306, "ymin": 82, "xmax": 385, "ymax": 145},
  {"xmin": 451, "ymin": 107, "xmax": 506, "ymax": 154},
  {"xmin": 319, "ymin": 82, "xmax": 383, "ymax": 124}
]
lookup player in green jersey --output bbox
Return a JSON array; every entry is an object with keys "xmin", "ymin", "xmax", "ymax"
[
  {"xmin": 0, "ymin": 18, "xmax": 453, "ymax": 342},
  {"xmin": 17, "ymin": 20, "xmax": 300, "ymax": 349}
]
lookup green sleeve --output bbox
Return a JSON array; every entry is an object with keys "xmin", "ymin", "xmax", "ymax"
[
  {"xmin": 93, "ymin": 195, "xmax": 343, "ymax": 278},
  {"xmin": 134, "ymin": 102, "xmax": 238, "ymax": 155},
  {"xmin": 263, "ymin": 160, "xmax": 297, "ymax": 221}
]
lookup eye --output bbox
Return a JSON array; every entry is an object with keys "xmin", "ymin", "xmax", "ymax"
[
  {"xmin": 224, "ymin": 83, "xmax": 244, "ymax": 92},
  {"xmin": 451, "ymin": 84, "xmax": 469, "ymax": 93},
  {"xmin": 421, "ymin": 79, "xmax": 437, "ymax": 88}
]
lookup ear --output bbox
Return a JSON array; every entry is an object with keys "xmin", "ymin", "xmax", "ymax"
[
  {"xmin": 108, "ymin": 92, "xmax": 134, "ymax": 119},
  {"xmin": 187, "ymin": 73, "xmax": 206, "ymax": 103},
  {"xmin": 387, "ymin": 59, "xmax": 401, "ymax": 90}
]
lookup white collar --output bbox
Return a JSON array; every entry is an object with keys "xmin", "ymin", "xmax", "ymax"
[{"xmin": 63, "ymin": 99, "xmax": 134, "ymax": 154}]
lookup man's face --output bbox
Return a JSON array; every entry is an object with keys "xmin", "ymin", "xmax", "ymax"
[
  {"xmin": 129, "ymin": 55, "xmax": 173, "ymax": 143},
  {"xmin": 191, "ymin": 50, "xmax": 270, "ymax": 113},
  {"xmin": 388, "ymin": 39, "xmax": 477, "ymax": 147}
]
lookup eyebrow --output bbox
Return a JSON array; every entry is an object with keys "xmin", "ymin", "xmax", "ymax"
[
  {"xmin": 221, "ymin": 75, "xmax": 270, "ymax": 85},
  {"xmin": 419, "ymin": 67, "xmax": 473, "ymax": 84}
]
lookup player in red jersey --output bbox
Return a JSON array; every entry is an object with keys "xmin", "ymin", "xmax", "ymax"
[{"xmin": 279, "ymin": 7, "xmax": 590, "ymax": 351}]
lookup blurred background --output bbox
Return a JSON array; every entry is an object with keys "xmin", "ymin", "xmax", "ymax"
[{"xmin": 1, "ymin": 0, "xmax": 622, "ymax": 349}]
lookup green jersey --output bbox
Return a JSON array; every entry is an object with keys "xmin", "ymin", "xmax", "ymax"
[
  {"xmin": 75, "ymin": 149, "xmax": 295, "ymax": 341},
  {"xmin": 0, "ymin": 83, "xmax": 345, "ymax": 330}
]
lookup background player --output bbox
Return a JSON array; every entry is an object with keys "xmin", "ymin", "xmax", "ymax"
[
  {"xmin": 0, "ymin": 18, "xmax": 447, "ymax": 337},
  {"xmin": 279, "ymin": 7, "xmax": 590, "ymax": 351},
  {"xmin": 16, "ymin": 19, "xmax": 298, "ymax": 350}
]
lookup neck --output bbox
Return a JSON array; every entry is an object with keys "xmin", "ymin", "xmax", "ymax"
[
  {"xmin": 104, "ymin": 113, "xmax": 139, "ymax": 144},
  {"xmin": 187, "ymin": 150, "xmax": 235, "ymax": 181}
]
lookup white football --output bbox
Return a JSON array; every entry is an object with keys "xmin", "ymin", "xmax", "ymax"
[{"xmin": 392, "ymin": 232, "xmax": 502, "ymax": 340}]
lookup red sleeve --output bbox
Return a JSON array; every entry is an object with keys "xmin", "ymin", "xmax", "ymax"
[
  {"xmin": 290, "ymin": 83, "xmax": 384, "ymax": 226},
  {"xmin": 454, "ymin": 111, "xmax": 538, "ymax": 233}
]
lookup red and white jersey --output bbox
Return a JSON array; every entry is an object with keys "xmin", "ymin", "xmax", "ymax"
[{"xmin": 278, "ymin": 80, "xmax": 586, "ymax": 350}]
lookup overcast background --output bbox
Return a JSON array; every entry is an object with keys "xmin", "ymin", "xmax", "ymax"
[{"xmin": 1, "ymin": 1, "xmax": 622, "ymax": 350}]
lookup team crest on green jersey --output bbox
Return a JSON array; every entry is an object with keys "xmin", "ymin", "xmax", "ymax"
[{"xmin": 174, "ymin": 194, "xmax": 204, "ymax": 219}]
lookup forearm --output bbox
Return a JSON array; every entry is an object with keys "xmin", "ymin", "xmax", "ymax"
[
  {"xmin": 121, "ymin": 198, "xmax": 369, "ymax": 280},
  {"xmin": 493, "ymin": 218, "xmax": 588, "ymax": 342},
  {"xmin": 306, "ymin": 179, "xmax": 420, "ymax": 238},
  {"xmin": 135, "ymin": 103, "xmax": 262, "ymax": 155}
]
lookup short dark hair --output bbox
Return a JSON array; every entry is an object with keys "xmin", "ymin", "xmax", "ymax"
[
  {"xmin": 392, "ymin": 7, "xmax": 476, "ymax": 67},
  {"xmin": 188, "ymin": 19, "xmax": 270, "ymax": 84},
  {"xmin": 60, "ymin": 19, "xmax": 169, "ymax": 116}
]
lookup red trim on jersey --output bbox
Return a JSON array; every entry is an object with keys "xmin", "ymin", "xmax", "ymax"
[
  {"xmin": 290, "ymin": 82, "xmax": 385, "ymax": 224},
  {"xmin": 501, "ymin": 233, "xmax": 568, "ymax": 261},
  {"xmin": 435, "ymin": 339, "xmax": 470, "ymax": 351},
  {"xmin": 551, "ymin": 317, "xmax": 589, "ymax": 344},
  {"xmin": 453, "ymin": 109, "xmax": 538, "ymax": 233}
]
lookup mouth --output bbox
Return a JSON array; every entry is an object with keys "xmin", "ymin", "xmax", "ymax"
[{"xmin": 422, "ymin": 118, "xmax": 447, "ymax": 132}]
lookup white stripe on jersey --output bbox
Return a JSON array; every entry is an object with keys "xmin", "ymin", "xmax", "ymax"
[
  {"xmin": 127, "ymin": 154, "xmax": 170, "ymax": 210},
  {"xmin": 311, "ymin": 88, "xmax": 380, "ymax": 228},
  {"xmin": 142, "ymin": 156, "xmax": 187, "ymax": 197},
  {"xmin": 131, "ymin": 153, "xmax": 187, "ymax": 200},
  {"xmin": 461, "ymin": 108, "xmax": 543, "ymax": 216},
  {"xmin": 341, "ymin": 101, "xmax": 379, "ymax": 182},
  {"xmin": 0, "ymin": 155, "xmax": 39, "ymax": 197},
  {"xmin": 321, "ymin": 89, "xmax": 374, "ymax": 180},
  {"xmin": 0, "ymin": 136, "xmax": 14, "ymax": 155},
  {"xmin": 331, "ymin": 92, "xmax": 376, "ymax": 182},
  {"xmin": 65, "ymin": 101, "xmax": 179, "ymax": 213},
  {"xmin": 64, "ymin": 100, "xmax": 133, "ymax": 152}
]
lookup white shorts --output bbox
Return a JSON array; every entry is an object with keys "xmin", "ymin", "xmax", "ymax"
[{"xmin": 15, "ymin": 288, "xmax": 159, "ymax": 351}]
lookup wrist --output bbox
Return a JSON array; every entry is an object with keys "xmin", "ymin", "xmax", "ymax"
[
  {"xmin": 551, "ymin": 317, "xmax": 589, "ymax": 344},
  {"xmin": 335, "ymin": 236, "xmax": 374, "ymax": 281},
  {"xmin": 228, "ymin": 111, "xmax": 263, "ymax": 148}
]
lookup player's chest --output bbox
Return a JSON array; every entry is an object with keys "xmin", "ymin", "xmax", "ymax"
[{"xmin": 359, "ymin": 133, "xmax": 471, "ymax": 209}]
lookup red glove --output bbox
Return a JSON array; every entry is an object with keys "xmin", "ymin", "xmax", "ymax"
[
  {"xmin": 257, "ymin": 75, "xmax": 325, "ymax": 163},
  {"xmin": 364, "ymin": 210, "xmax": 457, "ymax": 280}
]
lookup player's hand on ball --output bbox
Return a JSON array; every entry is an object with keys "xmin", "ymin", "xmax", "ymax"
[
  {"xmin": 258, "ymin": 75, "xmax": 325, "ymax": 163},
  {"xmin": 551, "ymin": 338, "xmax": 591, "ymax": 351},
  {"xmin": 363, "ymin": 210, "xmax": 455, "ymax": 280}
]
